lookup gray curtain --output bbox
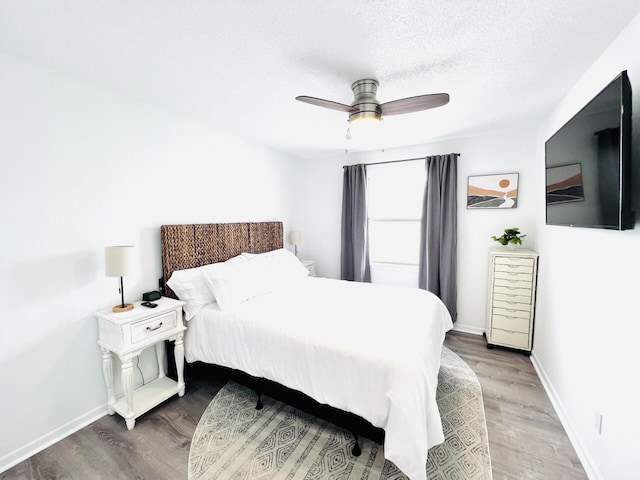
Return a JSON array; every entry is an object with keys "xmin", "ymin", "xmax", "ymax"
[
  {"xmin": 419, "ymin": 154, "xmax": 458, "ymax": 321},
  {"xmin": 341, "ymin": 164, "xmax": 371, "ymax": 282}
]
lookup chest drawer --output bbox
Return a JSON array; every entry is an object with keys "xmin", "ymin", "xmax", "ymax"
[
  {"xmin": 492, "ymin": 299, "xmax": 532, "ymax": 312},
  {"xmin": 494, "ymin": 256, "xmax": 534, "ymax": 267},
  {"xmin": 130, "ymin": 311, "xmax": 177, "ymax": 344},
  {"xmin": 493, "ymin": 292, "xmax": 531, "ymax": 304},
  {"xmin": 492, "ymin": 314, "xmax": 530, "ymax": 334},
  {"xmin": 494, "ymin": 270, "xmax": 533, "ymax": 283},
  {"xmin": 490, "ymin": 328, "xmax": 529, "ymax": 350},
  {"xmin": 494, "ymin": 285, "xmax": 532, "ymax": 297},
  {"xmin": 494, "ymin": 277, "xmax": 533, "ymax": 289},
  {"xmin": 493, "ymin": 306, "xmax": 531, "ymax": 319},
  {"xmin": 494, "ymin": 263, "xmax": 533, "ymax": 275}
]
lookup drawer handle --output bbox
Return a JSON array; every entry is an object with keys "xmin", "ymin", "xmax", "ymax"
[{"xmin": 146, "ymin": 322, "xmax": 163, "ymax": 332}]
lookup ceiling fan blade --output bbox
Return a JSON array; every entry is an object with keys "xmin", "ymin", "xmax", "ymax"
[
  {"xmin": 296, "ymin": 96, "xmax": 358, "ymax": 113},
  {"xmin": 380, "ymin": 93, "xmax": 450, "ymax": 116}
]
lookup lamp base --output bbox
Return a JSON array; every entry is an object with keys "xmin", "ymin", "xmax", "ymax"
[{"xmin": 112, "ymin": 303, "xmax": 134, "ymax": 313}]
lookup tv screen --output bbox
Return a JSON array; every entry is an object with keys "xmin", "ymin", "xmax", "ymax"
[{"xmin": 545, "ymin": 71, "xmax": 633, "ymax": 230}]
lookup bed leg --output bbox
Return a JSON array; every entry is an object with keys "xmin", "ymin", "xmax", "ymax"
[
  {"xmin": 255, "ymin": 393, "xmax": 263, "ymax": 410},
  {"xmin": 351, "ymin": 433, "xmax": 361, "ymax": 457}
]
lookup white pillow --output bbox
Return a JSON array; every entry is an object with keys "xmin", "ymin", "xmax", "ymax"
[
  {"xmin": 259, "ymin": 248, "xmax": 310, "ymax": 281},
  {"xmin": 166, "ymin": 267, "xmax": 213, "ymax": 321},
  {"xmin": 236, "ymin": 248, "xmax": 309, "ymax": 289},
  {"xmin": 226, "ymin": 253, "xmax": 250, "ymax": 264},
  {"xmin": 200, "ymin": 257, "xmax": 272, "ymax": 311},
  {"xmin": 201, "ymin": 249, "xmax": 308, "ymax": 312},
  {"xmin": 166, "ymin": 253, "xmax": 250, "ymax": 320}
]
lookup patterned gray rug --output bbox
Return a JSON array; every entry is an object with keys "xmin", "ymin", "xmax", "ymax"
[{"xmin": 188, "ymin": 347, "xmax": 492, "ymax": 480}]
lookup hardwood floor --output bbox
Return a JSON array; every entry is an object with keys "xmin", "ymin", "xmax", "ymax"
[
  {"xmin": 445, "ymin": 332, "xmax": 587, "ymax": 480},
  {"xmin": 1, "ymin": 331, "xmax": 587, "ymax": 480}
]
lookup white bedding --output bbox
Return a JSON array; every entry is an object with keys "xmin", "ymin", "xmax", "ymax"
[{"xmin": 185, "ymin": 276, "xmax": 453, "ymax": 480}]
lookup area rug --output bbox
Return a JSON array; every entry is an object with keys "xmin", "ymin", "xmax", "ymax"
[{"xmin": 188, "ymin": 347, "xmax": 492, "ymax": 480}]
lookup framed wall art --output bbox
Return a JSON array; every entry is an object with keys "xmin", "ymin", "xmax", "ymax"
[{"xmin": 467, "ymin": 173, "xmax": 519, "ymax": 209}]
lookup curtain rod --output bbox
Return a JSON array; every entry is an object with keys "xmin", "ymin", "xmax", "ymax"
[{"xmin": 343, "ymin": 153, "xmax": 461, "ymax": 168}]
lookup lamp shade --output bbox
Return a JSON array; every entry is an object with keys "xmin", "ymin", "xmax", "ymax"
[
  {"xmin": 288, "ymin": 230, "xmax": 302, "ymax": 246},
  {"xmin": 105, "ymin": 246, "xmax": 134, "ymax": 277},
  {"xmin": 346, "ymin": 116, "xmax": 383, "ymax": 146}
]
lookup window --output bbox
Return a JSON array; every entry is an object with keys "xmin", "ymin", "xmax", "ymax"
[{"xmin": 367, "ymin": 161, "xmax": 425, "ymax": 286}]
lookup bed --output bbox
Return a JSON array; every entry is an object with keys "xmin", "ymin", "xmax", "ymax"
[{"xmin": 160, "ymin": 221, "xmax": 453, "ymax": 480}]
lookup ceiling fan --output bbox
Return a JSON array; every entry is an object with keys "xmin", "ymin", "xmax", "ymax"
[{"xmin": 295, "ymin": 79, "xmax": 450, "ymax": 130}]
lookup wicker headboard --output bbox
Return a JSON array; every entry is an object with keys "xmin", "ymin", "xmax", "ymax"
[{"xmin": 160, "ymin": 221, "xmax": 284, "ymax": 298}]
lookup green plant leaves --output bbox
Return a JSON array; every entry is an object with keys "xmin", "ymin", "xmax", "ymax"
[{"xmin": 491, "ymin": 227, "xmax": 526, "ymax": 245}]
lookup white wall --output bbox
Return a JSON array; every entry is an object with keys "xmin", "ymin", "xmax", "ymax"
[
  {"xmin": 0, "ymin": 53, "xmax": 296, "ymax": 471},
  {"xmin": 292, "ymin": 129, "xmax": 538, "ymax": 334},
  {"xmin": 534, "ymin": 13, "xmax": 640, "ymax": 480}
]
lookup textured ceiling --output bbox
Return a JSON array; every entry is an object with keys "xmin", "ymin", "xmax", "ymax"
[{"xmin": 1, "ymin": 1, "xmax": 639, "ymax": 158}]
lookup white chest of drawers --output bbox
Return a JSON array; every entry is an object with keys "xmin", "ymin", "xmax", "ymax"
[{"xmin": 485, "ymin": 247, "xmax": 539, "ymax": 355}]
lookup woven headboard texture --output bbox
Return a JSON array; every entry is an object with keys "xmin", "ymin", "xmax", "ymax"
[{"xmin": 160, "ymin": 221, "xmax": 283, "ymax": 298}]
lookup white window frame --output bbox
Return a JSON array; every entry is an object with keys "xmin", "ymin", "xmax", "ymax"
[{"xmin": 366, "ymin": 161, "xmax": 425, "ymax": 285}]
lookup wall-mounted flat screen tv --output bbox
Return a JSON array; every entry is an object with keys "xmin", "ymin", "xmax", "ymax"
[{"xmin": 545, "ymin": 70, "xmax": 633, "ymax": 230}]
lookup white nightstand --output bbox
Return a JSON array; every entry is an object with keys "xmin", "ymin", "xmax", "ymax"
[
  {"xmin": 96, "ymin": 297, "xmax": 186, "ymax": 430},
  {"xmin": 301, "ymin": 259, "xmax": 316, "ymax": 276}
]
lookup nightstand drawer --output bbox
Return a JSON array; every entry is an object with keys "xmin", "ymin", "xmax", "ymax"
[{"xmin": 130, "ymin": 311, "xmax": 177, "ymax": 344}]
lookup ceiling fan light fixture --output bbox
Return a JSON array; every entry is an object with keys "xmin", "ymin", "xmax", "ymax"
[
  {"xmin": 296, "ymin": 77, "xmax": 449, "ymax": 145},
  {"xmin": 348, "ymin": 110, "xmax": 382, "ymax": 125},
  {"xmin": 348, "ymin": 78, "xmax": 382, "ymax": 125},
  {"xmin": 346, "ymin": 114, "xmax": 383, "ymax": 142}
]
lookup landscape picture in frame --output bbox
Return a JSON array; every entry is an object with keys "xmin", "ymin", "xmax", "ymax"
[
  {"xmin": 467, "ymin": 173, "xmax": 519, "ymax": 209},
  {"xmin": 546, "ymin": 163, "xmax": 584, "ymax": 205}
]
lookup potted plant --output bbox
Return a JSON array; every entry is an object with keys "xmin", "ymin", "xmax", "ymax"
[{"xmin": 492, "ymin": 227, "xmax": 526, "ymax": 249}]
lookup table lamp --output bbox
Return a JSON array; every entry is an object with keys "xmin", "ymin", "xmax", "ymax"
[
  {"xmin": 105, "ymin": 245, "xmax": 135, "ymax": 313},
  {"xmin": 289, "ymin": 230, "xmax": 302, "ymax": 257}
]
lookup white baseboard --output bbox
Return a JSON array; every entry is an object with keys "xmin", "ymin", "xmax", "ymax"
[
  {"xmin": 0, "ymin": 405, "xmax": 107, "ymax": 474},
  {"xmin": 530, "ymin": 353, "xmax": 602, "ymax": 480},
  {"xmin": 452, "ymin": 323, "xmax": 485, "ymax": 336}
]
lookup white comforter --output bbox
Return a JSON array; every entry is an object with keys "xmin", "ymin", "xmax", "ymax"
[{"xmin": 185, "ymin": 276, "xmax": 453, "ymax": 480}]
